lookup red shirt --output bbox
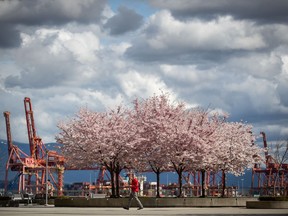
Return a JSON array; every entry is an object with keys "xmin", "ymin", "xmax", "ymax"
[{"xmin": 131, "ymin": 178, "xmax": 139, "ymax": 192}]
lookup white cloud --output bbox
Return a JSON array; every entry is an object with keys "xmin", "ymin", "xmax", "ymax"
[
  {"xmin": 25, "ymin": 28, "xmax": 100, "ymax": 64},
  {"xmin": 225, "ymin": 76, "xmax": 279, "ymax": 111},
  {"xmin": 126, "ymin": 10, "xmax": 279, "ymax": 65},
  {"xmin": 3, "ymin": 28, "xmax": 103, "ymax": 89},
  {"xmin": 160, "ymin": 64, "xmax": 217, "ymax": 84},
  {"xmin": 109, "ymin": 42, "xmax": 131, "ymax": 55},
  {"xmin": 225, "ymin": 53, "xmax": 283, "ymax": 79},
  {"xmin": 118, "ymin": 69, "xmax": 172, "ymax": 99},
  {"xmin": 145, "ymin": 11, "xmax": 266, "ymax": 51}
]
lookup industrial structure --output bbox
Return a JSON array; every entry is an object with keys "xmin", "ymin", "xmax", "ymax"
[
  {"xmin": 251, "ymin": 132, "xmax": 288, "ymax": 196},
  {"xmin": 4, "ymin": 97, "xmax": 65, "ymax": 196}
]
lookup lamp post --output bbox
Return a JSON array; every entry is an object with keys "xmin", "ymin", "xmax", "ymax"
[
  {"xmin": 167, "ymin": 173, "xmax": 169, "ymax": 186},
  {"xmin": 45, "ymin": 150, "xmax": 49, "ymax": 206},
  {"xmin": 95, "ymin": 171, "xmax": 97, "ymax": 194},
  {"xmin": 241, "ymin": 178, "xmax": 244, "ymax": 197},
  {"xmin": 237, "ymin": 180, "xmax": 239, "ymax": 197},
  {"xmin": 218, "ymin": 181, "xmax": 220, "ymax": 197}
]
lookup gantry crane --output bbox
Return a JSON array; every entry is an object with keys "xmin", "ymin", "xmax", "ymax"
[
  {"xmin": 251, "ymin": 132, "xmax": 288, "ymax": 196},
  {"xmin": 4, "ymin": 98, "xmax": 65, "ymax": 196},
  {"xmin": 4, "ymin": 111, "xmax": 41, "ymax": 194},
  {"xmin": 23, "ymin": 97, "xmax": 65, "ymax": 196}
]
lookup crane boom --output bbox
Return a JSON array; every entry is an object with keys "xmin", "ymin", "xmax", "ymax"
[
  {"xmin": 3, "ymin": 111, "xmax": 16, "ymax": 163},
  {"xmin": 260, "ymin": 131, "xmax": 270, "ymax": 165},
  {"xmin": 24, "ymin": 97, "xmax": 40, "ymax": 159}
]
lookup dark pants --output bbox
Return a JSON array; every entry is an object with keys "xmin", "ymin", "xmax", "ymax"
[{"xmin": 126, "ymin": 191, "xmax": 143, "ymax": 209}]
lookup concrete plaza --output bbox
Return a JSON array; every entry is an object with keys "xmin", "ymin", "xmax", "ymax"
[{"xmin": 0, "ymin": 206, "xmax": 287, "ymax": 216}]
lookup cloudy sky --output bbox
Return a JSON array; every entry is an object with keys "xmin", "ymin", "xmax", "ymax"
[{"xmin": 0, "ymin": 0, "xmax": 288, "ymax": 145}]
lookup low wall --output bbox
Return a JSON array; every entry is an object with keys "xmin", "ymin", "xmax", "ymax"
[
  {"xmin": 246, "ymin": 201, "xmax": 288, "ymax": 209},
  {"xmin": 0, "ymin": 200, "xmax": 19, "ymax": 207},
  {"xmin": 55, "ymin": 197, "xmax": 258, "ymax": 207}
]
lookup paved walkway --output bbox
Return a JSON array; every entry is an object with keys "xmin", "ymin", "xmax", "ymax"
[{"xmin": 0, "ymin": 205, "xmax": 287, "ymax": 216}]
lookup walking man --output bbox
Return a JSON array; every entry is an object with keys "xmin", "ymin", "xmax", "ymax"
[{"xmin": 123, "ymin": 173, "xmax": 143, "ymax": 210}]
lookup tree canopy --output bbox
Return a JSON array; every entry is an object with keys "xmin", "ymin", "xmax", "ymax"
[{"xmin": 56, "ymin": 93, "xmax": 263, "ymax": 197}]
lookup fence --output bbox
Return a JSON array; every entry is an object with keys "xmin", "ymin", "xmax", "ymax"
[
  {"xmin": 61, "ymin": 187, "xmax": 251, "ymax": 198},
  {"xmin": 3, "ymin": 186, "xmax": 286, "ymax": 199}
]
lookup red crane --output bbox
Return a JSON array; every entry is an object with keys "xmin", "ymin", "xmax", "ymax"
[
  {"xmin": 24, "ymin": 97, "xmax": 45, "ymax": 161},
  {"xmin": 251, "ymin": 132, "xmax": 288, "ymax": 196},
  {"xmin": 4, "ymin": 111, "xmax": 40, "ymax": 194},
  {"xmin": 4, "ymin": 111, "xmax": 16, "ymax": 164},
  {"xmin": 4, "ymin": 98, "xmax": 65, "ymax": 196},
  {"xmin": 23, "ymin": 97, "xmax": 65, "ymax": 196}
]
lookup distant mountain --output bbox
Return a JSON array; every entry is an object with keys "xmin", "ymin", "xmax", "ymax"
[{"xmin": 0, "ymin": 139, "xmax": 253, "ymax": 189}]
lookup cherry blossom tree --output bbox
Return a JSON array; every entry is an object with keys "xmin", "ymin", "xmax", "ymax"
[
  {"xmin": 131, "ymin": 94, "xmax": 186, "ymax": 197},
  {"xmin": 165, "ymin": 110, "xmax": 195, "ymax": 197},
  {"xmin": 167, "ymin": 107, "xmax": 262, "ymax": 198},
  {"xmin": 166, "ymin": 108, "xmax": 225, "ymax": 197},
  {"xmin": 56, "ymin": 106, "xmax": 140, "ymax": 197},
  {"xmin": 212, "ymin": 122, "xmax": 263, "ymax": 197},
  {"xmin": 56, "ymin": 93, "xmax": 264, "ymax": 199},
  {"xmin": 186, "ymin": 110, "xmax": 227, "ymax": 197}
]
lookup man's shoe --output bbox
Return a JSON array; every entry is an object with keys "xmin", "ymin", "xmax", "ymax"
[
  {"xmin": 123, "ymin": 207, "xmax": 129, "ymax": 210},
  {"xmin": 137, "ymin": 207, "xmax": 143, "ymax": 210}
]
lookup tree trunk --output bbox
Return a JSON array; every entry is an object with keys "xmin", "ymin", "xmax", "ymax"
[
  {"xmin": 172, "ymin": 162, "xmax": 185, "ymax": 198},
  {"xmin": 115, "ymin": 164, "xmax": 122, "ymax": 198},
  {"xmin": 221, "ymin": 170, "xmax": 226, "ymax": 198},
  {"xmin": 107, "ymin": 162, "xmax": 116, "ymax": 198},
  {"xmin": 201, "ymin": 169, "xmax": 206, "ymax": 197},
  {"xmin": 156, "ymin": 169, "xmax": 161, "ymax": 198},
  {"xmin": 115, "ymin": 167, "xmax": 120, "ymax": 198},
  {"xmin": 176, "ymin": 169, "xmax": 184, "ymax": 197}
]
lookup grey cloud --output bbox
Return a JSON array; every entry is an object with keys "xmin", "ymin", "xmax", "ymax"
[
  {"xmin": 0, "ymin": 23, "xmax": 21, "ymax": 48},
  {"xmin": 180, "ymin": 78, "xmax": 288, "ymax": 141},
  {"xmin": 125, "ymin": 9, "xmax": 288, "ymax": 65},
  {"xmin": 104, "ymin": 6, "xmax": 143, "ymax": 35},
  {"xmin": 277, "ymin": 78, "xmax": 288, "ymax": 107},
  {"xmin": 125, "ymin": 39, "xmax": 252, "ymax": 66},
  {"xmin": 0, "ymin": 0, "xmax": 107, "ymax": 48},
  {"xmin": 0, "ymin": 0, "xmax": 107, "ymax": 25},
  {"xmin": 4, "ymin": 47, "xmax": 78, "ymax": 89},
  {"xmin": 150, "ymin": 0, "xmax": 288, "ymax": 23},
  {"xmin": 157, "ymin": 52, "xmax": 288, "ymax": 141},
  {"xmin": 124, "ymin": 10, "xmax": 269, "ymax": 64},
  {"xmin": 4, "ymin": 66, "xmax": 72, "ymax": 89}
]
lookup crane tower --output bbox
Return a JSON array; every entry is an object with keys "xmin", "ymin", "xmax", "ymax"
[{"xmin": 3, "ymin": 98, "xmax": 65, "ymax": 196}]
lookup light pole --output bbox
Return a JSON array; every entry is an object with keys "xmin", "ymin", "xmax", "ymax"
[
  {"xmin": 218, "ymin": 181, "xmax": 220, "ymax": 197},
  {"xmin": 89, "ymin": 172, "xmax": 92, "ymax": 198},
  {"xmin": 95, "ymin": 171, "xmax": 97, "ymax": 193},
  {"xmin": 237, "ymin": 180, "xmax": 239, "ymax": 197},
  {"xmin": 167, "ymin": 173, "xmax": 169, "ymax": 186},
  {"xmin": 45, "ymin": 150, "xmax": 49, "ymax": 206},
  {"xmin": 241, "ymin": 178, "xmax": 244, "ymax": 197}
]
